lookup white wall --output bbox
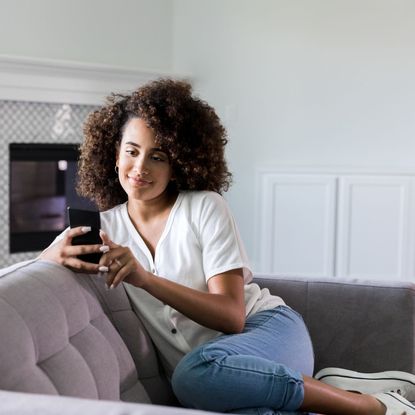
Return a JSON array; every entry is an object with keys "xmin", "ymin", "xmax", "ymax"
[
  {"xmin": 172, "ymin": 0, "xmax": 415, "ymax": 269},
  {"xmin": 2, "ymin": 0, "xmax": 415, "ymax": 271},
  {"xmin": 0, "ymin": 0, "xmax": 173, "ymax": 71}
]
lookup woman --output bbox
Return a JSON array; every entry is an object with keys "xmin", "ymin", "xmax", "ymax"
[{"xmin": 41, "ymin": 79, "xmax": 415, "ymax": 415}]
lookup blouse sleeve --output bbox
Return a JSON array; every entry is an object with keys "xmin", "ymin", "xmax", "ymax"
[{"xmin": 197, "ymin": 192, "xmax": 252, "ymax": 283}]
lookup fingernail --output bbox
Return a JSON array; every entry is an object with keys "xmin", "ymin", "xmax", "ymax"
[
  {"xmin": 98, "ymin": 266, "xmax": 109, "ymax": 272},
  {"xmin": 99, "ymin": 245, "xmax": 110, "ymax": 253},
  {"xmin": 109, "ymin": 284, "xmax": 115, "ymax": 290},
  {"xmin": 82, "ymin": 226, "xmax": 91, "ymax": 233},
  {"xmin": 99, "ymin": 229, "xmax": 106, "ymax": 237}
]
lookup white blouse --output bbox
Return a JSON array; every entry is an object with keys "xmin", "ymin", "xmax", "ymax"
[{"xmin": 100, "ymin": 191, "xmax": 285, "ymax": 373}]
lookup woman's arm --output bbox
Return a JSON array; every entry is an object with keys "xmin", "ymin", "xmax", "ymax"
[
  {"xmin": 143, "ymin": 270, "xmax": 246, "ymax": 334},
  {"xmin": 100, "ymin": 232, "xmax": 246, "ymax": 334}
]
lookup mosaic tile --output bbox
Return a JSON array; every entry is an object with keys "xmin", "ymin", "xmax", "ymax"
[{"xmin": 0, "ymin": 100, "xmax": 97, "ymax": 267}]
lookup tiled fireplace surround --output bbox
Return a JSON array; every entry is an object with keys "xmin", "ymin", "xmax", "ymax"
[
  {"xmin": 0, "ymin": 56, "xmax": 167, "ymax": 267},
  {"xmin": 0, "ymin": 100, "xmax": 96, "ymax": 266}
]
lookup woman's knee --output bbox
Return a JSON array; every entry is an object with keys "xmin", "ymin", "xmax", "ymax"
[
  {"xmin": 172, "ymin": 344, "xmax": 226, "ymax": 408},
  {"xmin": 171, "ymin": 350, "xmax": 207, "ymax": 407}
]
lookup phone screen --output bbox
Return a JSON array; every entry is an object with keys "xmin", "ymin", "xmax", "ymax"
[{"xmin": 67, "ymin": 207, "xmax": 102, "ymax": 263}]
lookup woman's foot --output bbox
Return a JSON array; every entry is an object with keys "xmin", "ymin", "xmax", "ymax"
[{"xmin": 315, "ymin": 368, "xmax": 415, "ymax": 401}]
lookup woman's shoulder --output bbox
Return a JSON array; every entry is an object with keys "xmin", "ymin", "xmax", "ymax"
[
  {"xmin": 179, "ymin": 191, "xmax": 230, "ymax": 220},
  {"xmin": 181, "ymin": 190, "xmax": 226, "ymax": 208}
]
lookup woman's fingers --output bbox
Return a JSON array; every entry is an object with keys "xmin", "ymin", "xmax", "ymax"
[
  {"xmin": 99, "ymin": 250, "xmax": 131, "ymax": 288},
  {"xmin": 65, "ymin": 257, "xmax": 103, "ymax": 274},
  {"xmin": 40, "ymin": 226, "xmax": 113, "ymax": 274},
  {"xmin": 60, "ymin": 243, "xmax": 108, "ymax": 274},
  {"xmin": 99, "ymin": 230, "xmax": 118, "ymax": 249},
  {"xmin": 106, "ymin": 261, "xmax": 130, "ymax": 289},
  {"xmin": 63, "ymin": 243, "xmax": 107, "ymax": 257},
  {"xmin": 63, "ymin": 225, "xmax": 93, "ymax": 244},
  {"xmin": 97, "ymin": 244, "xmax": 147, "ymax": 289},
  {"xmin": 59, "ymin": 228, "xmax": 109, "ymax": 272}
]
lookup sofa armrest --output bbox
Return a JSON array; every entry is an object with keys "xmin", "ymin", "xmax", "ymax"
[
  {"xmin": 253, "ymin": 275, "xmax": 415, "ymax": 374},
  {"xmin": 0, "ymin": 390, "xmax": 219, "ymax": 415}
]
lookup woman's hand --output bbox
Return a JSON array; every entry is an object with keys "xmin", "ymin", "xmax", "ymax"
[
  {"xmin": 39, "ymin": 226, "xmax": 108, "ymax": 274},
  {"xmin": 99, "ymin": 231, "xmax": 151, "ymax": 289}
]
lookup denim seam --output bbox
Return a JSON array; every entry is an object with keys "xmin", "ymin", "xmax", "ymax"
[{"xmin": 199, "ymin": 347, "xmax": 302, "ymax": 382}]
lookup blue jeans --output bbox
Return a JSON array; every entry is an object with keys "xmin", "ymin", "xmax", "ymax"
[{"xmin": 172, "ymin": 306, "xmax": 314, "ymax": 415}]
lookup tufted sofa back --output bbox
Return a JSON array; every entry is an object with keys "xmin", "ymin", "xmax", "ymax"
[{"xmin": 0, "ymin": 260, "xmax": 177, "ymax": 405}]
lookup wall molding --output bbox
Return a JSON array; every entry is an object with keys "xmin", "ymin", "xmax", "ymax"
[
  {"xmin": 257, "ymin": 164, "xmax": 415, "ymax": 176},
  {"xmin": 336, "ymin": 176, "xmax": 412, "ymax": 280},
  {"xmin": 255, "ymin": 168, "xmax": 415, "ymax": 281},
  {"xmin": 256, "ymin": 172, "xmax": 336, "ymax": 276},
  {"xmin": 0, "ymin": 55, "xmax": 185, "ymax": 105}
]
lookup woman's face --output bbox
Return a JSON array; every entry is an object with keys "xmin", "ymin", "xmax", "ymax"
[{"xmin": 116, "ymin": 117, "xmax": 173, "ymax": 203}]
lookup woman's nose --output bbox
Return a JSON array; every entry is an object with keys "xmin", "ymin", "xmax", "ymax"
[{"xmin": 133, "ymin": 157, "xmax": 149, "ymax": 175}]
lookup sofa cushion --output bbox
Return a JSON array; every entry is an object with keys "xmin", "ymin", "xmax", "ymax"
[
  {"xmin": 254, "ymin": 275, "xmax": 415, "ymax": 373},
  {"xmin": 0, "ymin": 260, "xmax": 150, "ymax": 402},
  {"xmin": 80, "ymin": 267, "xmax": 178, "ymax": 405}
]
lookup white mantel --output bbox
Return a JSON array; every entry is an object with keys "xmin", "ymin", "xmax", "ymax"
[{"xmin": 0, "ymin": 55, "xmax": 184, "ymax": 105}]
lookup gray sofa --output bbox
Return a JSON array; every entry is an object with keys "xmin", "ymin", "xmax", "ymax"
[{"xmin": 0, "ymin": 259, "xmax": 414, "ymax": 414}]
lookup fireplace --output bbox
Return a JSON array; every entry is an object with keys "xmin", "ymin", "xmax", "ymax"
[
  {"xmin": 0, "ymin": 99, "xmax": 97, "ymax": 266},
  {"xmin": 9, "ymin": 143, "xmax": 97, "ymax": 253}
]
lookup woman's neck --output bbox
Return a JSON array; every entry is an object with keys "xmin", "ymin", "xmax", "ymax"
[{"xmin": 127, "ymin": 190, "xmax": 178, "ymax": 224}]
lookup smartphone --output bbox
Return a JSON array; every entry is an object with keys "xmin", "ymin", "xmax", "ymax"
[{"xmin": 67, "ymin": 207, "xmax": 102, "ymax": 264}]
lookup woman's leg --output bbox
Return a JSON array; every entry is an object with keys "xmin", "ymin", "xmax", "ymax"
[
  {"xmin": 171, "ymin": 305, "xmax": 395, "ymax": 415},
  {"xmin": 300, "ymin": 376, "xmax": 384, "ymax": 415},
  {"xmin": 172, "ymin": 306, "xmax": 314, "ymax": 413}
]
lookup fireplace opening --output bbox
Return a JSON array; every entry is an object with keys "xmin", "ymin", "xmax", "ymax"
[{"xmin": 9, "ymin": 143, "xmax": 97, "ymax": 253}]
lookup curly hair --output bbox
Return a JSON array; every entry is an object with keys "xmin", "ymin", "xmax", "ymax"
[{"xmin": 77, "ymin": 78, "xmax": 232, "ymax": 211}]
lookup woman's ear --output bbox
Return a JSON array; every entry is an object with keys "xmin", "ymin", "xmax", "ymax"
[{"xmin": 115, "ymin": 143, "xmax": 120, "ymax": 166}]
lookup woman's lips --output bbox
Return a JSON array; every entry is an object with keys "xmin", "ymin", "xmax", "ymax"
[{"xmin": 128, "ymin": 176, "xmax": 152, "ymax": 186}]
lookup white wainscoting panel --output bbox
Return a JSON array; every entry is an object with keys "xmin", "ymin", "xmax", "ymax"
[
  {"xmin": 336, "ymin": 176, "xmax": 413, "ymax": 280},
  {"xmin": 257, "ymin": 174, "xmax": 337, "ymax": 277}
]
